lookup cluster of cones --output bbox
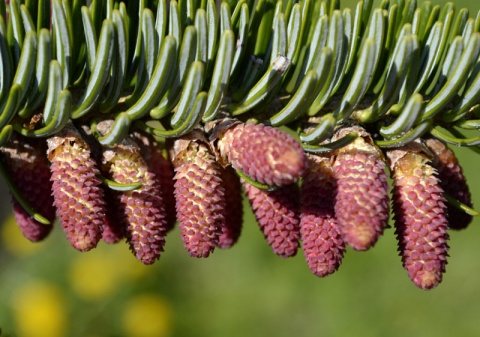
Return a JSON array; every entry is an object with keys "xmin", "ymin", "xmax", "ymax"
[{"xmin": 0, "ymin": 121, "xmax": 473, "ymax": 290}]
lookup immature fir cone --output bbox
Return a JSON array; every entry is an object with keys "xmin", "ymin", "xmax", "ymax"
[
  {"xmin": 47, "ymin": 127, "xmax": 106, "ymax": 251},
  {"xmin": 332, "ymin": 126, "xmax": 389, "ymax": 251},
  {"xmin": 101, "ymin": 187, "xmax": 127, "ymax": 244},
  {"xmin": 300, "ymin": 154, "xmax": 345, "ymax": 277},
  {"xmin": 218, "ymin": 165, "xmax": 243, "ymax": 249},
  {"xmin": 425, "ymin": 138, "xmax": 473, "ymax": 230},
  {"xmin": 102, "ymin": 141, "xmax": 168, "ymax": 265},
  {"xmin": 243, "ymin": 181, "xmax": 300, "ymax": 258},
  {"xmin": 132, "ymin": 132, "xmax": 177, "ymax": 231},
  {"xmin": 217, "ymin": 121, "xmax": 308, "ymax": 186},
  {"xmin": 172, "ymin": 137, "xmax": 225, "ymax": 258},
  {"xmin": 0, "ymin": 136, "xmax": 55, "ymax": 242},
  {"xmin": 387, "ymin": 142, "xmax": 449, "ymax": 290}
]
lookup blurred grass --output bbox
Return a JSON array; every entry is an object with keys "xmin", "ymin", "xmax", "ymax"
[{"xmin": 2, "ymin": 1, "xmax": 480, "ymax": 337}]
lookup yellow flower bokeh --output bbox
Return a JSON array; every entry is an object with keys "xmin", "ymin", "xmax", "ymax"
[
  {"xmin": 1, "ymin": 214, "xmax": 48, "ymax": 257},
  {"xmin": 122, "ymin": 294, "xmax": 173, "ymax": 337},
  {"xmin": 68, "ymin": 250, "xmax": 120, "ymax": 301},
  {"xmin": 67, "ymin": 241, "xmax": 155, "ymax": 301},
  {"xmin": 12, "ymin": 282, "xmax": 67, "ymax": 337}
]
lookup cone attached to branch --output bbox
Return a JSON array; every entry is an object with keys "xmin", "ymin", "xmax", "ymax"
[
  {"xmin": 216, "ymin": 121, "xmax": 308, "ymax": 187},
  {"xmin": 100, "ymin": 188, "xmax": 127, "ymax": 244},
  {"xmin": 47, "ymin": 126, "xmax": 107, "ymax": 252},
  {"xmin": 132, "ymin": 132, "xmax": 177, "ymax": 231},
  {"xmin": 300, "ymin": 154, "xmax": 345, "ymax": 277},
  {"xmin": 171, "ymin": 134, "xmax": 225, "ymax": 258},
  {"xmin": 102, "ymin": 138, "xmax": 168, "ymax": 265},
  {"xmin": 218, "ymin": 165, "xmax": 243, "ymax": 249},
  {"xmin": 425, "ymin": 138, "xmax": 473, "ymax": 230},
  {"xmin": 243, "ymin": 181, "xmax": 300, "ymax": 258},
  {"xmin": 332, "ymin": 126, "xmax": 390, "ymax": 251},
  {"xmin": 1, "ymin": 135, "xmax": 55, "ymax": 242},
  {"xmin": 387, "ymin": 141, "xmax": 449, "ymax": 290}
]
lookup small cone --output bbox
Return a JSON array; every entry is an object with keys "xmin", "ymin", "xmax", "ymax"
[
  {"xmin": 243, "ymin": 181, "xmax": 300, "ymax": 258},
  {"xmin": 300, "ymin": 154, "xmax": 345, "ymax": 277},
  {"xmin": 47, "ymin": 127, "xmax": 107, "ymax": 251},
  {"xmin": 387, "ymin": 142, "xmax": 449, "ymax": 290},
  {"xmin": 102, "ymin": 140, "xmax": 168, "ymax": 265},
  {"xmin": 217, "ymin": 121, "xmax": 308, "ymax": 186},
  {"xmin": 332, "ymin": 126, "xmax": 390, "ymax": 251},
  {"xmin": 132, "ymin": 132, "xmax": 177, "ymax": 231},
  {"xmin": 101, "ymin": 187, "xmax": 127, "ymax": 244},
  {"xmin": 172, "ymin": 137, "xmax": 225, "ymax": 258},
  {"xmin": 425, "ymin": 138, "xmax": 473, "ymax": 230},
  {"xmin": 218, "ymin": 166, "xmax": 243, "ymax": 249},
  {"xmin": 1, "ymin": 135, "xmax": 55, "ymax": 242}
]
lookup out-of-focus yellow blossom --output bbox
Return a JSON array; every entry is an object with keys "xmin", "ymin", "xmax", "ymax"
[
  {"xmin": 69, "ymin": 249, "xmax": 119, "ymax": 300},
  {"xmin": 109, "ymin": 243, "xmax": 153, "ymax": 280},
  {"xmin": 122, "ymin": 294, "xmax": 173, "ymax": 337},
  {"xmin": 68, "ymin": 242, "xmax": 155, "ymax": 300},
  {"xmin": 1, "ymin": 214, "xmax": 48, "ymax": 256},
  {"xmin": 12, "ymin": 282, "xmax": 67, "ymax": 337}
]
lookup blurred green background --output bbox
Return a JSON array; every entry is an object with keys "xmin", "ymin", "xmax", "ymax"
[{"xmin": 2, "ymin": 1, "xmax": 480, "ymax": 337}]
